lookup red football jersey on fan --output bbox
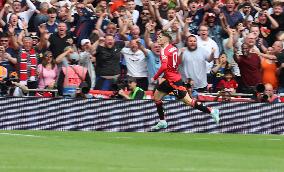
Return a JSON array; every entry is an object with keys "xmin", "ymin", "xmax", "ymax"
[{"xmin": 153, "ymin": 44, "xmax": 181, "ymax": 82}]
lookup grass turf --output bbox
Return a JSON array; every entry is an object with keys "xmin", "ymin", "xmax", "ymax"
[{"xmin": 0, "ymin": 130, "xmax": 283, "ymax": 172}]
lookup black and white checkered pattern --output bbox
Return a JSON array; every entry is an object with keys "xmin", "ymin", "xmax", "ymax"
[{"xmin": 0, "ymin": 97, "xmax": 283, "ymax": 134}]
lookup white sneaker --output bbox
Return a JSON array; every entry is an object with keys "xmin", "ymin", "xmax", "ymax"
[
  {"xmin": 210, "ymin": 108, "xmax": 220, "ymax": 124},
  {"xmin": 151, "ymin": 120, "xmax": 168, "ymax": 130}
]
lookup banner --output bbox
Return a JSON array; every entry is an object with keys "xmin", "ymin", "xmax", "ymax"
[{"xmin": 0, "ymin": 97, "xmax": 283, "ymax": 134}]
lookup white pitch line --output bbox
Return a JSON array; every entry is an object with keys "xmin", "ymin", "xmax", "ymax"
[
  {"xmin": 263, "ymin": 138, "xmax": 282, "ymax": 141},
  {"xmin": 113, "ymin": 136, "xmax": 133, "ymax": 139},
  {"xmin": 0, "ymin": 132, "xmax": 43, "ymax": 138}
]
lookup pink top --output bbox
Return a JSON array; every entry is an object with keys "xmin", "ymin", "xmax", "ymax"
[{"xmin": 37, "ymin": 64, "xmax": 58, "ymax": 89}]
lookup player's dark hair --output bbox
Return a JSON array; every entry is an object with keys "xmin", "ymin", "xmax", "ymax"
[{"xmin": 160, "ymin": 31, "xmax": 172, "ymax": 41}]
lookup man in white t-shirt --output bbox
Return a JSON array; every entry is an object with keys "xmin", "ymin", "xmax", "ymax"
[
  {"xmin": 7, "ymin": 0, "xmax": 36, "ymax": 29},
  {"xmin": 121, "ymin": 40, "xmax": 148, "ymax": 90},
  {"xmin": 184, "ymin": 23, "xmax": 220, "ymax": 74},
  {"xmin": 195, "ymin": 25, "xmax": 220, "ymax": 74},
  {"xmin": 180, "ymin": 35, "xmax": 215, "ymax": 91}
]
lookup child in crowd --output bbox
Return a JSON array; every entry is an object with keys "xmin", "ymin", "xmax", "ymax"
[{"xmin": 216, "ymin": 69, "xmax": 238, "ymax": 94}]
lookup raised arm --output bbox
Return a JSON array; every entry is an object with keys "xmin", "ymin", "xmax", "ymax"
[
  {"xmin": 183, "ymin": 17, "xmax": 192, "ymax": 38},
  {"xmin": 264, "ymin": 10, "xmax": 279, "ymax": 29},
  {"xmin": 219, "ymin": 13, "xmax": 229, "ymax": 33},
  {"xmin": 95, "ymin": 13, "xmax": 108, "ymax": 37},
  {"xmin": 207, "ymin": 48, "xmax": 216, "ymax": 62},
  {"xmin": 153, "ymin": 2, "xmax": 164, "ymax": 26},
  {"xmin": 249, "ymin": 0, "xmax": 262, "ymax": 12},
  {"xmin": 119, "ymin": 18, "xmax": 130, "ymax": 41},
  {"xmin": 153, "ymin": 56, "xmax": 167, "ymax": 80},
  {"xmin": 225, "ymin": 28, "xmax": 234, "ymax": 49},
  {"xmin": 144, "ymin": 23, "xmax": 154, "ymax": 48},
  {"xmin": 162, "ymin": 17, "xmax": 177, "ymax": 31}
]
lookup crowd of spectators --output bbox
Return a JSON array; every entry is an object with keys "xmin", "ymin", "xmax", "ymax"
[{"xmin": 0, "ymin": 0, "xmax": 283, "ymax": 100}]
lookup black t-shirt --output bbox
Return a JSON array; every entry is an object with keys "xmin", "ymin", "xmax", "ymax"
[
  {"xmin": 270, "ymin": 13, "xmax": 284, "ymax": 45},
  {"xmin": 277, "ymin": 52, "xmax": 284, "ymax": 87},
  {"xmin": 48, "ymin": 33, "xmax": 73, "ymax": 58},
  {"xmin": 258, "ymin": 20, "xmax": 273, "ymax": 46},
  {"xmin": 95, "ymin": 41, "xmax": 125, "ymax": 76}
]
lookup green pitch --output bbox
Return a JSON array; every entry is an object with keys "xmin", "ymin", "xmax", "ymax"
[{"xmin": 0, "ymin": 130, "xmax": 283, "ymax": 172}]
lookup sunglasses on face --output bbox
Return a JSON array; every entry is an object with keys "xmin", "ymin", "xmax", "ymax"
[
  {"xmin": 141, "ymin": 12, "xmax": 149, "ymax": 15},
  {"xmin": 45, "ymin": 54, "xmax": 53, "ymax": 58},
  {"xmin": 0, "ymin": 40, "xmax": 8, "ymax": 42}
]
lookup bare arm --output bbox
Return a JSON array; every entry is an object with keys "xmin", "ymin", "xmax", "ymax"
[
  {"xmin": 0, "ymin": 4, "xmax": 8, "ymax": 27},
  {"xmin": 264, "ymin": 11, "xmax": 279, "ymax": 29},
  {"xmin": 162, "ymin": 17, "xmax": 177, "ymax": 31},
  {"xmin": 138, "ymin": 41, "xmax": 148, "ymax": 56},
  {"xmin": 225, "ymin": 28, "xmax": 234, "ymax": 49},
  {"xmin": 56, "ymin": 48, "xmax": 73, "ymax": 64},
  {"xmin": 119, "ymin": 19, "xmax": 130, "ymax": 41},
  {"xmin": 219, "ymin": 13, "xmax": 228, "ymax": 33},
  {"xmin": 183, "ymin": 17, "xmax": 192, "ymax": 37},
  {"xmin": 249, "ymin": 0, "xmax": 262, "ymax": 12},
  {"xmin": 95, "ymin": 13, "xmax": 108, "ymax": 37},
  {"xmin": 144, "ymin": 24, "xmax": 154, "ymax": 48},
  {"xmin": 233, "ymin": 49, "xmax": 240, "ymax": 63},
  {"xmin": 175, "ymin": 12, "xmax": 184, "ymax": 27},
  {"xmin": 153, "ymin": 3, "xmax": 164, "ymax": 26},
  {"xmin": 179, "ymin": 0, "xmax": 188, "ymax": 11},
  {"xmin": 207, "ymin": 48, "xmax": 216, "ymax": 62},
  {"xmin": 91, "ymin": 37, "xmax": 105, "ymax": 55},
  {"xmin": 211, "ymin": 62, "xmax": 223, "ymax": 74},
  {"xmin": 4, "ymin": 52, "xmax": 17, "ymax": 64},
  {"xmin": 148, "ymin": 1, "xmax": 157, "ymax": 21}
]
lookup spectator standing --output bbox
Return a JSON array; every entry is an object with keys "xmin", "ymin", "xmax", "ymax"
[
  {"xmin": 221, "ymin": 0, "xmax": 243, "ymax": 28},
  {"xmin": 6, "ymin": 0, "xmax": 36, "ymax": 29},
  {"xmin": 45, "ymin": 7, "xmax": 58, "ymax": 34},
  {"xmin": 179, "ymin": 35, "xmax": 215, "ymax": 92},
  {"xmin": 78, "ymin": 39, "xmax": 96, "ymax": 89},
  {"xmin": 33, "ymin": 2, "xmax": 49, "ymax": 31},
  {"xmin": 261, "ymin": 47, "xmax": 278, "ymax": 89},
  {"xmin": 47, "ymin": 22, "xmax": 73, "ymax": 59},
  {"xmin": 0, "ymin": 45, "xmax": 17, "ymax": 77},
  {"xmin": 18, "ymin": 36, "xmax": 39, "ymax": 85},
  {"xmin": 121, "ymin": 39, "xmax": 148, "ymax": 90},
  {"xmin": 144, "ymin": 25, "xmax": 161, "ymax": 90},
  {"xmin": 234, "ymin": 42, "xmax": 262, "ymax": 93},
  {"xmin": 210, "ymin": 53, "xmax": 231, "ymax": 92},
  {"xmin": 94, "ymin": 34, "xmax": 125, "ymax": 90},
  {"xmin": 73, "ymin": 2, "xmax": 95, "ymax": 46},
  {"xmin": 274, "ymin": 41, "xmax": 284, "ymax": 93},
  {"xmin": 37, "ymin": 51, "xmax": 58, "ymax": 89},
  {"xmin": 57, "ymin": 52, "xmax": 91, "ymax": 98}
]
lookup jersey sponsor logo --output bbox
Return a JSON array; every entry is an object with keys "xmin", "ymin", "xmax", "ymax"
[
  {"xmin": 168, "ymin": 47, "xmax": 177, "ymax": 53},
  {"xmin": 161, "ymin": 55, "xmax": 167, "ymax": 60}
]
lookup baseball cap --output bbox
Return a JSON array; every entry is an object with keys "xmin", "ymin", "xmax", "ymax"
[{"xmin": 81, "ymin": 39, "xmax": 91, "ymax": 46}]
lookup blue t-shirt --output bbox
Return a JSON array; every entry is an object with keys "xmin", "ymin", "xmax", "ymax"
[
  {"xmin": 127, "ymin": 35, "xmax": 146, "ymax": 47},
  {"xmin": 46, "ymin": 22, "xmax": 58, "ymax": 34},
  {"xmin": 221, "ymin": 7, "xmax": 243, "ymax": 27},
  {"xmin": 146, "ymin": 50, "xmax": 160, "ymax": 81}
]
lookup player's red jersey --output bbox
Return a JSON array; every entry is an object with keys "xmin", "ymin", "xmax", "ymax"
[{"xmin": 153, "ymin": 44, "xmax": 181, "ymax": 82}]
